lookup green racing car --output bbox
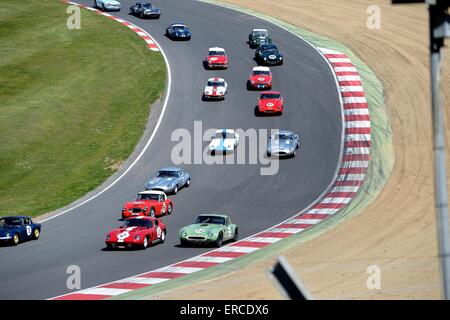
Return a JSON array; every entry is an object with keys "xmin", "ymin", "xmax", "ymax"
[{"xmin": 179, "ymin": 214, "xmax": 238, "ymax": 247}]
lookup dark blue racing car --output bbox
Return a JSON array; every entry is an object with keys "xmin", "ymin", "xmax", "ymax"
[
  {"xmin": 0, "ymin": 216, "xmax": 41, "ymax": 246},
  {"xmin": 165, "ymin": 23, "xmax": 191, "ymax": 40}
]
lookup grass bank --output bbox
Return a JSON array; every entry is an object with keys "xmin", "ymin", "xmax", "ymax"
[{"xmin": 0, "ymin": 0, "xmax": 166, "ymax": 216}]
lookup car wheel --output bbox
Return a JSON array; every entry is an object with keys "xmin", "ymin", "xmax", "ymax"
[
  {"xmin": 12, "ymin": 233, "xmax": 19, "ymax": 246},
  {"xmin": 173, "ymin": 185, "xmax": 178, "ymax": 194},
  {"xmin": 106, "ymin": 243, "xmax": 113, "ymax": 250},
  {"xmin": 267, "ymin": 151, "xmax": 271, "ymax": 157},
  {"xmin": 215, "ymin": 232, "xmax": 223, "ymax": 247},
  {"xmin": 232, "ymin": 227, "xmax": 239, "ymax": 242},
  {"xmin": 32, "ymin": 228, "xmax": 40, "ymax": 240},
  {"xmin": 102, "ymin": 4, "xmax": 106, "ymax": 11},
  {"xmin": 160, "ymin": 230, "xmax": 166, "ymax": 243},
  {"xmin": 140, "ymin": 12, "xmax": 143, "ymax": 18},
  {"xmin": 167, "ymin": 203, "xmax": 173, "ymax": 215},
  {"xmin": 142, "ymin": 236, "xmax": 149, "ymax": 249},
  {"xmin": 149, "ymin": 207, "xmax": 155, "ymax": 217},
  {"xmin": 180, "ymin": 239, "xmax": 188, "ymax": 247},
  {"xmin": 296, "ymin": 142, "xmax": 300, "ymax": 149},
  {"xmin": 186, "ymin": 178, "xmax": 191, "ymax": 187}
]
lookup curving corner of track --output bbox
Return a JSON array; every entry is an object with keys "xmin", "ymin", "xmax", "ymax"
[
  {"xmin": 64, "ymin": 1, "xmax": 160, "ymax": 51},
  {"xmin": 51, "ymin": 39, "xmax": 371, "ymax": 300}
]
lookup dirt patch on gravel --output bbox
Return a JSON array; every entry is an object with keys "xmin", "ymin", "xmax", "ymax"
[{"xmin": 155, "ymin": 0, "xmax": 449, "ymax": 299}]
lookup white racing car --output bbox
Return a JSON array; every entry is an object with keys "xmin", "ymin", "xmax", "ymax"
[
  {"xmin": 209, "ymin": 129, "xmax": 239, "ymax": 155},
  {"xmin": 203, "ymin": 77, "xmax": 228, "ymax": 100},
  {"xmin": 94, "ymin": 0, "xmax": 121, "ymax": 11}
]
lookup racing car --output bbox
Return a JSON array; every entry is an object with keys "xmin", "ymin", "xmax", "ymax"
[
  {"xmin": 248, "ymin": 28, "xmax": 272, "ymax": 48},
  {"xmin": 205, "ymin": 47, "xmax": 228, "ymax": 69},
  {"xmin": 209, "ymin": 129, "xmax": 239, "ymax": 155},
  {"xmin": 94, "ymin": 0, "xmax": 121, "ymax": 11},
  {"xmin": 145, "ymin": 167, "xmax": 191, "ymax": 194},
  {"xmin": 0, "ymin": 216, "xmax": 41, "ymax": 246},
  {"xmin": 267, "ymin": 130, "xmax": 300, "ymax": 157},
  {"xmin": 247, "ymin": 66, "xmax": 272, "ymax": 90},
  {"xmin": 255, "ymin": 44, "xmax": 284, "ymax": 66},
  {"xmin": 129, "ymin": 2, "xmax": 161, "ymax": 19},
  {"xmin": 166, "ymin": 23, "xmax": 191, "ymax": 40},
  {"xmin": 203, "ymin": 77, "xmax": 228, "ymax": 100},
  {"xmin": 179, "ymin": 214, "xmax": 238, "ymax": 247},
  {"xmin": 257, "ymin": 91, "xmax": 283, "ymax": 115},
  {"xmin": 105, "ymin": 216, "xmax": 166, "ymax": 250},
  {"xmin": 121, "ymin": 190, "xmax": 173, "ymax": 219}
]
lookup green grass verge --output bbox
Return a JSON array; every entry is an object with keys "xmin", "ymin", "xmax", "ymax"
[
  {"xmin": 110, "ymin": 0, "xmax": 394, "ymax": 300},
  {"xmin": 0, "ymin": 0, "xmax": 165, "ymax": 217}
]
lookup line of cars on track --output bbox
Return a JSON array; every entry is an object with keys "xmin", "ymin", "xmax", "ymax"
[{"xmin": 0, "ymin": 1, "xmax": 299, "ymax": 249}]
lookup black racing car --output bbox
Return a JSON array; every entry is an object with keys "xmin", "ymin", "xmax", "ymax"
[
  {"xmin": 248, "ymin": 29, "xmax": 272, "ymax": 49},
  {"xmin": 166, "ymin": 23, "xmax": 191, "ymax": 40},
  {"xmin": 255, "ymin": 44, "xmax": 283, "ymax": 66},
  {"xmin": 129, "ymin": 2, "xmax": 161, "ymax": 19}
]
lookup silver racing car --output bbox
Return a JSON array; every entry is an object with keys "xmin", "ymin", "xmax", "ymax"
[
  {"xmin": 267, "ymin": 130, "xmax": 299, "ymax": 157},
  {"xmin": 144, "ymin": 167, "xmax": 191, "ymax": 194}
]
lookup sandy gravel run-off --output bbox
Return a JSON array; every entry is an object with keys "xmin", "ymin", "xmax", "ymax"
[{"xmin": 155, "ymin": 0, "xmax": 450, "ymax": 299}]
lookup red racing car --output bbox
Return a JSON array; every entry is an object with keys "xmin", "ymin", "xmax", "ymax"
[
  {"xmin": 105, "ymin": 216, "xmax": 166, "ymax": 249},
  {"xmin": 205, "ymin": 47, "xmax": 228, "ymax": 69},
  {"xmin": 247, "ymin": 66, "xmax": 272, "ymax": 90},
  {"xmin": 257, "ymin": 91, "xmax": 283, "ymax": 115},
  {"xmin": 122, "ymin": 190, "xmax": 173, "ymax": 219}
]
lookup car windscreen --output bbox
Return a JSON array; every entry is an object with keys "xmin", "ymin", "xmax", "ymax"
[
  {"xmin": 254, "ymin": 31, "xmax": 268, "ymax": 37},
  {"xmin": 253, "ymin": 71, "xmax": 270, "ymax": 76},
  {"xmin": 274, "ymin": 133, "xmax": 293, "ymax": 140},
  {"xmin": 207, "ymin": 81, "xmax": 225, "ymax": 87},
  {"xmin": 209, "ymin": 51, "xmax": 225, "ymax": 56},
  {"xmin": 195, "ymin": 216, "xmax": 225, "ymax": 225},
  {"xmin": 157, "ymin": 170, "xmax": 178, "ymax": 177},
  {"xmin": 173, "ymin": 25, "xmax": 186, "ymax": 30},
  {"xmin": 0, "ymin": 217, "xmax": 22, "ymax": 226},
  {"xmin": 137, "ymin": 194, "xmax": 159, "ymax": 201},
  {"xmin": 142, "ymin": 3, "xmax": 152, "ymax": 9},
  {"xmin": 215, "ymin": 132, "xmax": 234, "ymax": 139},
  {"xmin": 261, "ymin": 93, "xmax": 280, "ymax": 99},
  {"xmin": 125, "ymin": 219, "xmax": 152, "ymax": 228}
]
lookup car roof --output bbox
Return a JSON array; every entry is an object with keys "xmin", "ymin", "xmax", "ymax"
[
  {"xmin": 207, "ymin": 77, "xmax": 225, "ymax": 82},
  {"xmin": 253, "ymin": 28, "xmax": 268, "ymax": 32},
  {"xmin": 138, "ymin": 190, "xmax": 167, "ymax": 196},
  {"xmin": 0, "ymin": 216, "xmax": 30, "ymax": 220},
  {"xmin": 208, "ymin": 47, "xmax": 225, "ymax": 52},
  {"xmin": 171, "ymin": 23, "xmax": 186, "ymax": 27},
  {"xmin": 261, "ymin": 91, "xmax": 281, "ymax": 95},
  {"xmin": 137, "ymin": 2, "xmax": 151, "ymax": 4},
  {"xmin": 197, "ymin": 213, "xmax": 229, "ymax": 218},
  {"xmin": 158, "ymin": 167, "xmax": 182, "ymax": 172},
  {"xmin": 253, "ymin": 66, "xmax": 271, "ymax": 72},
  {"xmin": 125, "ymin": 216, "xmax": 155, "ymax": 221},
  {"xmin": 216, "ymin": 129, "xmax": 235, "ymax": 134},
  {"xmin": 274, "ymin": 130, "xmax": 294, "ymax": 136}
]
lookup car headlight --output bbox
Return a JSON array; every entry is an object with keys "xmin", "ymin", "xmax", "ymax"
[
  {"xmin": 181, "ymin": 232, "xmax": 187, "ymax": 238},
  {"xmin": 279, "ymin": 56, "xmax": 283, "ymax": 60},
  {"xmin": 106, "ymin": 235, "xmax": 110, "ymax": 241},
  {"xmin": 264, "ymin": 57, "xmax": 267, "ymax": 60},
  {"xmin": 135, "ymin": 235, "xmax": 141, "ymax": 240},
  {"xmin": 168, "ymin": 183, "xmax": 174, "ymax": 188},
  {"xmin": 207, "ymin": 232, "xmax": 214, "ymax": 238},
  {"xmin": 6, "ymin": 233, "xmax": 10, "ymax": 237},
  {"xmin": 143, "ymin": 206, "xmax": 148, "ymax": 211}
]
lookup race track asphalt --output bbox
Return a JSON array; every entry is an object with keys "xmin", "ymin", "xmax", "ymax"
[{"xmin": 0, "ymin": 0, "xmax": 342, "ymax": 299}]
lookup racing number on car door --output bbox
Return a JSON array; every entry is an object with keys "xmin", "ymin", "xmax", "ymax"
[
  {"xmin": 26, "ymin": 225, "xmax": 32, "ymax": 237},
  {"xmin": 161, "ymin": 203, "xmax": 166, "ymax": 214},
  {"xmin": 156, "ymin": 226, "xmax": 162, "ymax": 239}
]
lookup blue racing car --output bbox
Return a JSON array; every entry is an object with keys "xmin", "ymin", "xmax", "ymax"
[
  {"xmin": 166, "ymin": 23, "xmax": 191, "ymax": 40},
  {"xmin": 0, "ymin": 216, "xmax": 41, "ymax": 246}
]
